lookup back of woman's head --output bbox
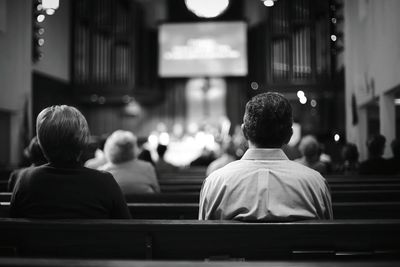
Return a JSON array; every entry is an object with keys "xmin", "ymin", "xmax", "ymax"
[
  {"xmin": 104, "ymin": 130, "xmax": 138, "ymax": 164},
  {"xmin": 36, "ymin": 105, "xmax": 90, "ymax": 164}
]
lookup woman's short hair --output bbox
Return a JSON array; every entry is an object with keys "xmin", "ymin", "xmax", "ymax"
[
  {"xmin": 243, "ymin": 92, "xmax": 293, "ymax": 148},
  {"xmin": 36, "ymin": 105, "xmax": 90, "ymax": 164},
  {"xmin": 104, "ymin": 130, "xmax": 138, "ymax": 164}
]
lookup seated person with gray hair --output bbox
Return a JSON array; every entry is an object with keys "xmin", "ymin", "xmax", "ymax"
[
  {"xmin": 199, "ymin": 92, "xmax": 333, "ymax": 221},
  {"xmin": 10, "ymin": 105, "xmax": 131, "ymax": 219},
  {"xmin": 99, "ymin": 130, "xmax": 160, "ymax": 197},
  {"xmin": 295, "ymin": 135, "xmax": 328, "ymax": 175}
]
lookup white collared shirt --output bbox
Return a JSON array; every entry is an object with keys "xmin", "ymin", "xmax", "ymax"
[{"xmin": 199, "ymin": 148, "xmax": 333, "ymax": 221}]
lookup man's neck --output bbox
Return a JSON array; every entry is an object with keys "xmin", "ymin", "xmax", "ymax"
[{"xmin": 247, "ymin": 141, "xmax": 282, "ymax": 150}]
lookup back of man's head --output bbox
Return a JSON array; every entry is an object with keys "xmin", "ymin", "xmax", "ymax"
[
  {"xmin": 242, "ymin": 92, "xmax": 293, "ymax": 148},
  {"xmin": 367, "ymin": 134, "xmax": 386, "ymax": 158}
]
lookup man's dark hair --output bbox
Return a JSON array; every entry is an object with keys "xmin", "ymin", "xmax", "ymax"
[
  {"xmin": 36, "ymin": 105, "xmax": 90, "ymax": 164},
  {"xmin": 242, "ymin": 92, "xmax": 293, "ymax": 148},
  {"xmin": 367, "ymin": 134, "xmax": 386, "ymax": 157},
  {"xmin": 157, "ymin": 144, "xmax": 168, "ymax": 158}
]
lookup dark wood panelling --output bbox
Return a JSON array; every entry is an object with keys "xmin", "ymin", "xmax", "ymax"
[{"xmin": 32, "ymin": 72, "xmax": 73, "ymax": 128}]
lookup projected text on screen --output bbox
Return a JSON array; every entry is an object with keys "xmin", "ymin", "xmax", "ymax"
[{"xmin": 159, "ymin": 22, "xmax": 248, "ymax": 77}]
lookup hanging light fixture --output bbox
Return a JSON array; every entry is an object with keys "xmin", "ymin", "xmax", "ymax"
[
  {"xmin": 42, "ymin": 0, "xmax": 59, "ymax": 15},
  {"xmin": 185, "ymin": 0, "xmax": 230, "ymax": 18},
  {"xmin": 263, "ymin": 0, "xmax": 274, "ymax": 7}
]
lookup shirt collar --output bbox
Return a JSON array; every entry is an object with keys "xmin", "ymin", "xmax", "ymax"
[{"xmin": 241, "ymin": 148, "xmax": 289, "ymax": 161}]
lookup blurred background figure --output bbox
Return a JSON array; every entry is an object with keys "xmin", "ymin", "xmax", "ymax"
[
  {"xmin": 282, "ymin": 122, "xmax": 302, "ymax": 160},
  {"xmin": 155, "ymin": 144, "xmax": 178, "ymax": 176},
  {"xmin": 8, "ymin": 136, "xmax": 47, "ymax": 192},
  {"xmin": 206, "ymin": 140, "xmax": 237, "ymax": 176},
  {"xmin": 190, "ymin": 147, "xmax": 216, "ymax": 167},
  {"xmin": 84, "ymin": 136, "xmax": 107, "ymax": 169},
  {"xmin": 387, "ymin": 139, "xmax": 400, "ymax": 174},
  {"xmin": 99, "ymin": 130, "xmax": 160, "ymax": 196},
  {"xmin": 359, "ymin": 134, "xmax": 391, "ymax": 175},
  {"xmin": 137, "ymin": 137, "xmax": 155, "ymax": 166},
  {"xmin": 339, "ymin": 143, "xmax": 360, "ymax": 175},
  {"xmin": 231, "ymin": 125, "xmax": 249, "ymax": 159},
  {"xmin": 296, "ymin": 135, "xmax": 328, "ymax": 175}
]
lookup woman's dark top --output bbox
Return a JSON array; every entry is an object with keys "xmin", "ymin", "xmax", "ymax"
[{"xmin": 10, "ymin": 163, "xmax": 131, "ymax": 219}]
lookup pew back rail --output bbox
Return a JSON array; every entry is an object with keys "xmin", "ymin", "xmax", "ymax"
[{"xmin": 0, "ymin": 219, "xmax": 399, "ymax": 260}]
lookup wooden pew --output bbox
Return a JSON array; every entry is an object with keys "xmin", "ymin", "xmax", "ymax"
[
  {"xmin": 125, "ymin": 193, "xmax": 199, "ymax": 203},
  {"xmin": 157, "ymin": 175, "xmax": 400, "ymax": 193},
  {"xmin": 326, "ymin": 176, "xmax": 400, "ymax": 184},
  {"xmin": 158, "ymin": 167, "xmax": 206, "ymax": 180},
  {"xmin": 0, "ymin": 189, "xmax": 399, "ymax": 206},
  {"xmin": 0, "ymin": 218, "xmax": 399, "ymax": 260},
  {"xmin": 330, "ymin": 184, "xmax": 400, "ymax": 191},
  {"xmin": 132, "ymin": 190, "xmax": 400, "ymax": 204},
  {"xmin": 0, "ymin": 193, "xmax": 11, "ymax": 202},
  {"xmin": 159, "ymin": 184, "xmax": 400, "ymax": 193},
  {"xmin": 0, "ymin": 192, "xmax": 201, "ymax": 204},
  {"xmin": 160, "ymin": 184, "xmax": 202, "ymax": 193},
  {"xmin": 331, "ymin": 190, "xmax": 400, "ymax": 202},
  {"xmin": 0, "ymin": 258, "xmax": 399, "ymax": 267},
  {"xmin": 1, "ymin": 201, "xmax": 399, "ymax": 220},
  {"xmin": 125, "ymin": 202, "xmax": 400, "ymax": 220}
]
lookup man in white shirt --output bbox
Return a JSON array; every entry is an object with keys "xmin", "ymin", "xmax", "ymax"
[{"xmin": 199, "ymin": 92, "xmax": 333, "ymax": 221}]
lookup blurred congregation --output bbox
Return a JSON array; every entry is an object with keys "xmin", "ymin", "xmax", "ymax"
[{"xmin": 1, "ymin": 0, "xmax": 400, "ymax": 266}]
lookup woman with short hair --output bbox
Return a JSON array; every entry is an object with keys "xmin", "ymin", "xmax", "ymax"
[{"xmin": 10, "ymin": 105, "xmax": 131, "ymax": 219}]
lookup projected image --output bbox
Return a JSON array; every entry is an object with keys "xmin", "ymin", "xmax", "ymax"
[{"xmin": 159, "ymin": 22, "xmax": 248, "ymax": 77}]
